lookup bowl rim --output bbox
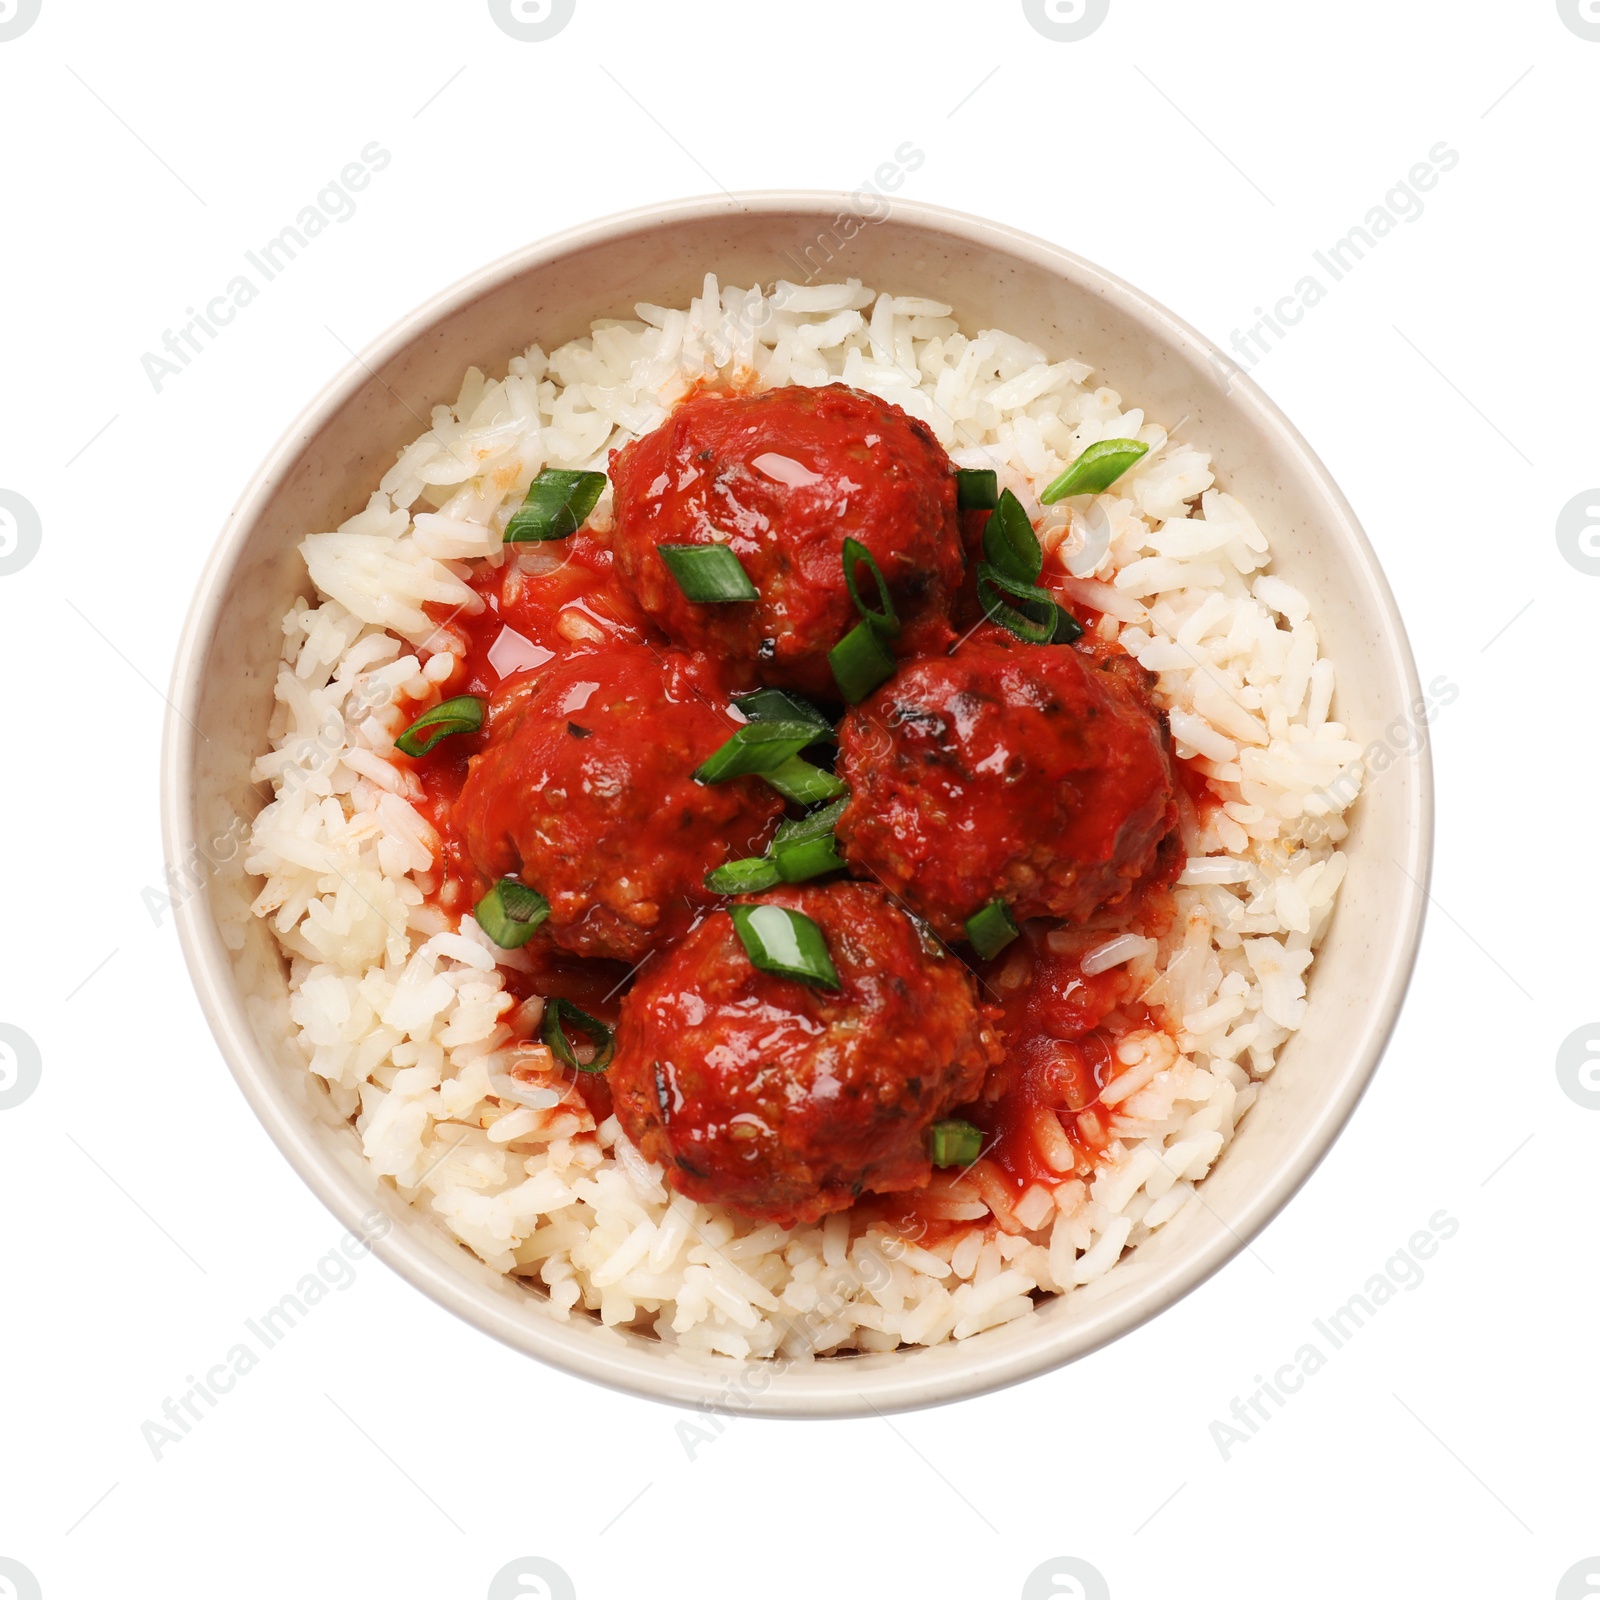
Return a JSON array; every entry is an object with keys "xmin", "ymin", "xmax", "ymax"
[{"xmin": 161, "ymin": 190, "xmax": 1433, "ymax": 1418}]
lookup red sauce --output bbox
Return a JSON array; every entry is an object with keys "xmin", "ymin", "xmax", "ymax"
[
  {"xmin": 386, "ymin": 385, "xmax": 1212, "ymax": 1225},
  {"xmin": 405, "ymin": 533, "xmax": 670, "ymax": 915},
  {"xmin": 968, "ymin": 821, "xmax": 1187, "ymax": 1191},
  {"xmin": 966, "ymin": 936, "xmax": 1141, "ymax": 1192}
]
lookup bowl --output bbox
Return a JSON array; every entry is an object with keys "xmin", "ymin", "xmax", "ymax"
[{"xmin": 162, "ymin": 193, "xmax": 1431, "ymax": 1417}]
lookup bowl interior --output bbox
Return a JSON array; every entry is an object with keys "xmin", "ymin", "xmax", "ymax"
[{"xmin": 165, "ymin": 195, "xmax": 1429, "ymax": 1416}]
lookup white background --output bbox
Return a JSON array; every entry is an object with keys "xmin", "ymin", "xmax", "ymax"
[{"xmin": 2, "ymin": 2, "xmax": 1596, "ymax": 1596}]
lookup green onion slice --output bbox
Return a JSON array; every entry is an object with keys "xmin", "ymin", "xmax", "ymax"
[
  {"xmin": 504, "ymin": 468, "xmax": 608, "ymax": 542},
  {"xmin": 976, "ymin": 563, "xmax": 1059, "ymax": 645},
  {"xmin": 982, "ymin": 490, "xmax": 1043, "ymax": 585},
  {"xmin": 762, "ymin": 756, "xmax": 847, "ymax": 807},
  {"xmin": 542, "ymin": 998, "xmax": 614, "ymax": 1073},
  {"xmin": 708, "ymin": 798, "xmax": 849, "ymax": 893},
  {"xmin": 657, "ymin": 542, "xmax": 758, "ymax": 602},
  {"xmin": 705, "ymin": 856, "xmax": 783, "ymax": 895},
  {"xmin": 393, "ymin": 695, "xmax": 484, "ymax": 758},
  {"xmin": 1039, "ymin": 439, "xmax": 1150, "ymax": 504},
  {"xmin": 928, "ymin": 1118, "xmax": 984, "ymax": 1168},
  {"xmin": 965, "ymin": 899, "xmax": 1020, "ymax": 960},
  {"xmin": 473, "ymin": 878, "xmax": 551, "ymax": 949},
  {"xmin": 773, "ymin": 796, "xmax": 848, "ymax": 848},
  {"xmin": 695, "ymin": 720, "xmax": 822, "ymax": 783},
  {"xmin": 975, "ymin": 565, "xmax": 1084, "ymax": 647},
  {"xmin": 732, "ymin": 688, "xmax": 833, "ymax": 738},
  {"xmin": 842, "ymin": 537, "xmax": 899, "ymax": 637},
  {"xmin": 1051, "ymin": 606, "xmax": 1086, "ymax": 645},
  {"xmin": 829, "ymin": 618, "xmax": 896, "ymax": 703},
  {"xmin": 773, "ymin": 831, "xmax": 845, "ymax": 883},
  {"xmin": 955, "ymin": 468, "xmax": 999, "ymax": 511},
  {"xmin": 729, "ymin": 903, "xmax": 841, "ymax": 989}
]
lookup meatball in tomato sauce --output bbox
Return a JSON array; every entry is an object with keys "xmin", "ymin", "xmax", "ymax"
[
  {"xmin": 609, "ymin": 883, "xmax": 1001, "ymax": 1226},
  {"xmin": 835, "ymin": 630, "xmax": 1180, "ymax": 942},
  {"xmin": 454, "ymin": 645, "xmax": 782, "ymax": 963},
  {"xmin": 608, "ymin": 384, "xmax": 964, "ymax": 696}
]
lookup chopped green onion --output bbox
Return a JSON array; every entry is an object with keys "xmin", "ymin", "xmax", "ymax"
[
  {"xmin": 829, "ymin": 619, "xmax": 896, "ymax": 703},
  {"xmin": 973, "ymin": 563, "xmax": 1084, "ymax": 647},
  {"xmin": 705, "ymin": 856, "xmax": 782, "ymax": 894},
  {"xmin": 504, "ymin": 468, "xmax": 608, "ymax": 542},
  {"xmin": 762, "ymin": 756, "xmax": 847, "ymax": 806},
  {"xmin": 732, "ymin": 688, "xmax": 833, "ymax": 738},
  {"xmin": 1051, "ymin": 606, "xmax": 1086, "ymax": 644},
  {"xmin": 708, "ymin": 798, "xmax": 848, "ymax": 893},
  {"xmin": 976, "ymin": 563, "xmax": 1059, "ymax": 644},
  {"xmin": 542, "ymin": 998, "xmax": 614, "ymax": 1073},
  {"xmin": 969, "ymin": 490, "xmax": 1084, "ymax": 645},
  {"xmin": 473, "ymin": 878, "xmax": 551, "ymax": 949},
  {"xmin": 773, "ymin": 796, "xmax": 848, "ymax": 847},
  {"xmin": 982, "ymin": 490, "xmax": 1043, "ymax": 585},
  {"xmin": 730, "ymin": 902, "xmax": 841, "ymax": 989},
  {"xmin": 695, "ymin": 720, "xmax": 822, "ymax": 783},
  {"xmin": 393, "ymin": 695, "xmax": 484, "ymax": 758},
  {"xmin": 928, "ymin": 1118, "xmax": 984, "ymax": 1168},
  {"xmin": 1039, "ymin": 439, "xmax": 1150, "ymax": 504},
  {"xmin": 842, "ymin": 537, "xmax": 899, "ymax": 637},
  {"xmin": 965, "ymin": 899, "xmax": 1019, "ymax": 960},
  {"xmin": 955, "ymin": 468, "xmax": 999, "ymax": 510},
  {"xmin": 657, "ymin": 542, "xmax": 758, "ymax": 602},
  {"xmin": 773, "ymin": 831, "xmax": 845, "ymax": 883}
]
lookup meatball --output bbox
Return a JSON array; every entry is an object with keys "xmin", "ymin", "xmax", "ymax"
[
  {"xmin": 834, "ymin": 630, "xmax": 1179, "ymax": 940},
  {"xmin": 453, "ymin": 645, "xmax": 782, "ymax": 962},
  {"xmin": 609, "ymin": 882, "xmax": 1001, "ymax": 1226},
  {"xmin": 608, "ymin": 384, "xmax": 964, "ymax": 696}
]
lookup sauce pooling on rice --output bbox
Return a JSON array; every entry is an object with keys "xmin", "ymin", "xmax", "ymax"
[{"xmin": 392, "ymin": 382, "xmax": 1203, "ymax": 1225}]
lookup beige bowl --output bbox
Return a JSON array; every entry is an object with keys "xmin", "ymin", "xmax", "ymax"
[{"xmin": 162, "ymin": 194, "xmax": 1431, "ymax": 1416}]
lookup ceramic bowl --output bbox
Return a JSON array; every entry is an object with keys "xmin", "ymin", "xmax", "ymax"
[{"xmin": 162, "ymin": 193, "xmax": 1431, "ymax": 1416}]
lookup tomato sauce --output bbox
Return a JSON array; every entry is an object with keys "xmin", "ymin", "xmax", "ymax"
[
  {"xmin": 403, "ymin": 531, "xmax": 661, "ymax": 912},
  {"xmin": 965, "ymin": 939, "xmax": 1138, "ymax": 1192},
  {"xmin": 384, "ymin": 383, "xmax": 1211, "ymax": 1226}
]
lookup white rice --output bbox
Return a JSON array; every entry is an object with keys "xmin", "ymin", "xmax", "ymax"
[{"xmin": 245, "ymin": 274, "xmax": 1360, "ymax": 1360}]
